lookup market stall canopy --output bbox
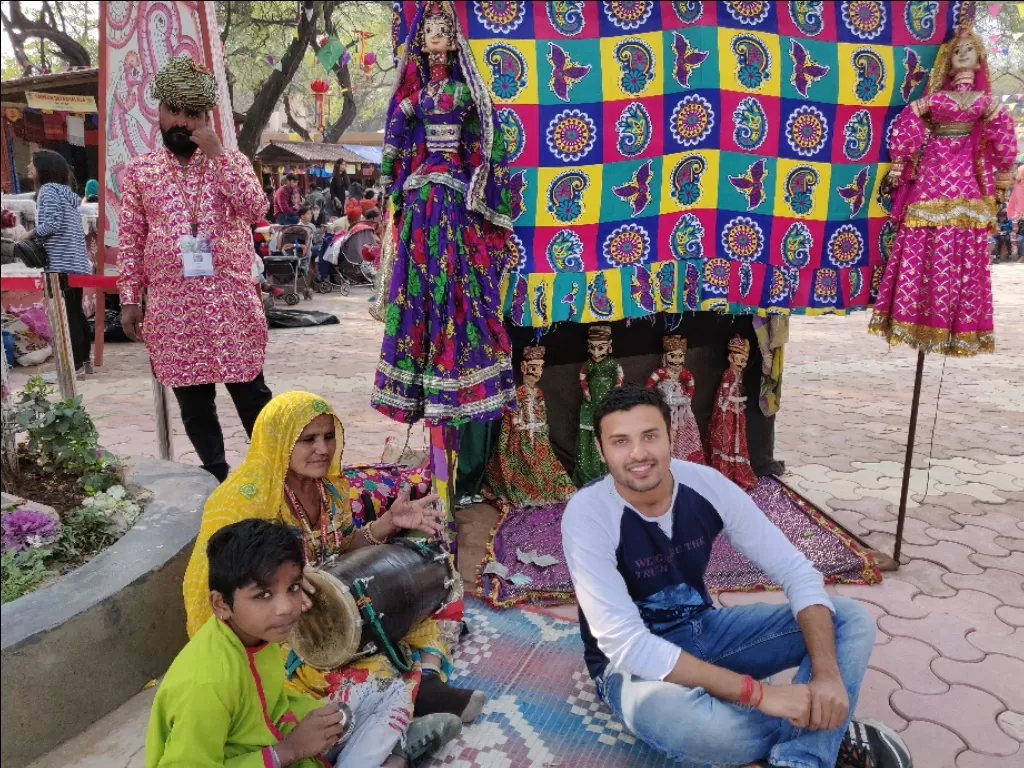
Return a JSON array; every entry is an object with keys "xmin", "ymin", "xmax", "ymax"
[
  {"xmin": 341, "ymin": 144, "xmax": 382, "ymax": 164},
  {"xmin": 0, "ymin": 68, "xmax": 99, "ymax": 103},
  {"xmin": 254, "ymin": 140, "xmax": 379, "ymax": 167}
]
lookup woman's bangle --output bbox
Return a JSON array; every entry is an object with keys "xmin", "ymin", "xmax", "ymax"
[{"xmin": 361, "ymin": 520, "xmax": 387, "ymax": 546}]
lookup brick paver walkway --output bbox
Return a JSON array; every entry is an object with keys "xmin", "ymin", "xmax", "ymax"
[{"xmin": 16, "ymin": 265, "xmax": 1023, "ymax": 767}]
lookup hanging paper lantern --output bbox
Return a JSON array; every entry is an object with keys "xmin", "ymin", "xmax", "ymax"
[{"xmin": 310, "ymin": 79, "xmax": 330, "ymax": 132}]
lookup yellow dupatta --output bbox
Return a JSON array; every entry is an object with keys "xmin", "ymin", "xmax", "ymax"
[{"xmin": 183, "ymin": 391, "xmax": 351, "ymax": 638}]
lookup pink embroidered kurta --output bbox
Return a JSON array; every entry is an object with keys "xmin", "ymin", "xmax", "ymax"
[
  {"xmin": 708, "ymin": 369, "xmax": 757, "ymax": 490},
  {"xmin": 118, "ymin": 149, "xmax": 269, "ymax": 387},
  {"xmin": 647, "ymin": 368, "xmax": 705, "ymax": 465},
  {"xmin": 869, "ymin": 90, "xmax": 1017, "ymax": 356}
]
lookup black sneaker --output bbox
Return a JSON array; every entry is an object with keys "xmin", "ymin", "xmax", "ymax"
[
  {"xmin": 838, "ymin": 718, "xmax": 913, "ymax": 768},
  {"xmin": 396, "ymin": 712, "xmax": 462, "ymax": 766}
]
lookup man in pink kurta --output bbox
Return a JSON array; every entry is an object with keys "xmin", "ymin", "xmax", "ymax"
[{"xmin": 118, "ymin": 55, "xmax": 271, "ymax": 482}]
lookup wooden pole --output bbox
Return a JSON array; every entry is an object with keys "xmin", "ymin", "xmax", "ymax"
[{"xmin": 893, "ymin": 349, "xmax": 926, "ymax": 564}]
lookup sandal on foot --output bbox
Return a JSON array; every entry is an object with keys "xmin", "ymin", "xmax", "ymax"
[
  {"xmin": 395, "ymin": 713, "xmax": 462, "ymax": 766},
  {"xmin": 414, "ymin": 674, "xmax": 487, "ymax": 723}
]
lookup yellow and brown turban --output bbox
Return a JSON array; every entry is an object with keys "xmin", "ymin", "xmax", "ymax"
[{"xmin": 151, "ymin": 54, "xmax": 218, "ymax": 112}]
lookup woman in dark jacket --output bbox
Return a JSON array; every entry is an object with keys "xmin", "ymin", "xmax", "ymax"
[{"xmin": 21, "ymin": 149, "xmax": 93, "ymax": 375}]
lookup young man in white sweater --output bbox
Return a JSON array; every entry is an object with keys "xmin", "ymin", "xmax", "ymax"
[{"xmin": 562, "ymin": 385, "xmax": 911, "ymax": 768}]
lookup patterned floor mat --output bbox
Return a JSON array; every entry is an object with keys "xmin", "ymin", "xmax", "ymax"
[{"xmin": 424, "ymin": 599, "xmax": 674, "ymax": 767}]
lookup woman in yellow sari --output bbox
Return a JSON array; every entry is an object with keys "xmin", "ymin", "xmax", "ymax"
[{"xmin": 183, "ymin": 392, "xmax": 485, "ymax": 735}]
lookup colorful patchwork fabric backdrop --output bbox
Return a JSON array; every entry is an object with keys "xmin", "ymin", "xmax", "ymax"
[{"xmin": 393, "ymin": 1, "xmax": 962, "ymax": 326}]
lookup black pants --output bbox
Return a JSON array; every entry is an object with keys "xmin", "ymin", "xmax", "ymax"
[
  {"xmin": 62, "ymin": 285, "xmax": 92, "ymax": 370},
  {"xmin": 172, "ymin": 372, "xmax": 273, "ymax": 482}
]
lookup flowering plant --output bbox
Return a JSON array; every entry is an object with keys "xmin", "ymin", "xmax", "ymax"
[{"xmin": 1, "ymin": 508, "xmax": 58, "ymax": 553}]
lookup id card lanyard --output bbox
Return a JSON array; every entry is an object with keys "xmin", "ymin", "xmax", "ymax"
[{"xmin": 169, "ymin": 153, "xmax": 208, "ymax": 237}]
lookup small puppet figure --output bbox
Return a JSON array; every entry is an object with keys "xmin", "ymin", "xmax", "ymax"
[
  {"xmin": 708, "ymin": 335, "xmax": 758, "ymax": 490},
  {"xmin": 573, "ymin": 325, "xmax": 624, "ymax": 485},
  {"xmin": 485, "ymin": 345, "xmax": 577, "ymax": 507},
  {"xmin": 647, "ymin": 335, "xmax": 705, "ymax": 464}
]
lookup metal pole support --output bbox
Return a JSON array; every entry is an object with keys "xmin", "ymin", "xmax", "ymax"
[
  {"xmin": 43, "ymin": 272, "xmax": 77, "ymax": 399},
  {"xmin": 152, "ymin": 378, "xmax": 173, "ymax": 461},
  {"xmin": 893, "ymin": 350, "xmax": 926, "ymax": 564}
]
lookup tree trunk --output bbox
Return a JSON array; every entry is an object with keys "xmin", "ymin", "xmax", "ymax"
[
  {"xmin": 314, "ymin": 4, "xmax": 358, "ymax": 143},
  {"xmin": 0, "ymin": 346, "xmax": 18, "ymax": 490},
  {"xmin": 7, "ymin": 0, "xmax": 91, "ymax": 70},
  {"xmin": 283, "ymin": 94, "xmax": 312, "ymax": 141},
  {"xmin": 236, "ymin": 0, "xmax": 321, "ymax": 157}
]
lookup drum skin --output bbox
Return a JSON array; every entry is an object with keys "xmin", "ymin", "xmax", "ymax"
[{"xmin": 291, "ymin": 538, "xmax": 451, "ymax": 670}]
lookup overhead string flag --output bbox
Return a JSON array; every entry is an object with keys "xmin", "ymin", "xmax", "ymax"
[{"xmin": 317, "ymin": 34, "xmax": 346, "ymax": 72}]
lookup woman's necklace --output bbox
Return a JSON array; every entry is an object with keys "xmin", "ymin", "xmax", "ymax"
[{"xmin": 284, "ymin": 480, "xmax": 338, "ymax": 565}]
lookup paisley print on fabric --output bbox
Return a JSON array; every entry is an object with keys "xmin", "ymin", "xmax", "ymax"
[
  {"xmin": 532, "ymin": 280, "xmax": 549, "ymax": 325},
  {"xmin": 547, "ymin": 169, "xmax": 589, "ymax": 223},
  {"xmin": 703, "ymin": 257, "xmax": 731, "ymax": 295},
  {"xmin": 849, "ymin": 266, "xmax": 863, "ymax": 299},
  {"xmin": 546, "ymin": 0, "xmax": 587, "ymax": 37},
  {"xmin": 670, "ymin": 154, "xmax": 708, "ymax": 206},
  {"xmin": 497, "ymin": 108, "xmax": 526, "ymax": 162},
  {"xmin": 547, "ymin": 42, "xmax": 592, "ymax": 102},
  {"xmin": 616, "ymin": 101, "xmax": 652, "ymax": 157},
  {"xmin": 842, "ymin": 110, "xmax": 873, "ymax": 161},
  {"xmin": 852, "ymin": 48, "xmax": 886, "ymax": 102},
  {"xmin": 724, "ymin": 1, "xmax": 771, "ymax": 26},
  {"xmin": 603, "ymin": 1, "xmax": 653, "ymax": 30},
  {"xmin": 837, "ymin": 167, "xmax": 870, "ymax": 217},
  {"xmin": 484, "ymin": 43, "xmax": 528, "ymax": 100},
  {"xmin": 728, "ymin": 158, "xmax": 769, "ymax": 211},
  {"xmin": 547, "ymin": 229, "xmax": 585, "ymax": 272},
  {"xmin": 507, "ymin": 233, "xmax": 528, "ymax": 272},
  {"xmin": 630, "ymin": 264, "xmax": 656, "ymax": 313},
  {"xmin": 683, "ymin": 261, "xmax": 700, "ymax": 309},
  {"xmin": 510, "ymin": 272, "xmax": 529, "ymax": 325},
  {"xmin": 587, "ymin": 272, "xmax": 615, "ymax": 318},
  {"xmin": 768, "ymin": 265, "xmax": 790, "ymax": 303},
  {"xmin": 654, "ymin": 262, "xmax": 676, "ymax": 307},
  {"xmin": 732, "ymin": 34, "xmax": 772, "ymax": 89},
  {"xmin": 790, "ymin": 40, "xmax": 830, "ymax": 98},
  {"xmin": 841, "ymin": 1, "xmax": 887, "ymax": 40},
  {"xmin": 603, "ymin": 223, "xmax": 651, "ymax": 266},
  {"xmin": 670, "ymin": 212, "xmax": 705, "ymax": 260},
  {"xmin": 900, "ymin": 47, "xmax": 928, "ymax": 102},
  {"xmin": 732, "ymin": 96, "xmax": 768, "ymax": 151},
  {"xmin": 739, "ymin": 262, "xmax": 754, "ymax": 297},
  {"xmin": 672, "ymin": 32, "xmax": 709, "ymax": 88},
  {"xmin": 827, "ymin": 224, "xmax": 864, "ymax": 268},
  {"xmin": 788, "ymin": 1, "xmax": 825, "ymax": 36},
  {"xmin": 509, "ymin": 170, "xmax": 528, "ymax": 221},
  {"xmin": 474, "ymin": 1, "xmax": 526, "ymax": 34},
  {"xmin": 878, "ymin": 219, "xmax": 897, "ymax": 263},
  {"xmin": 612, "ymin": 160, "xmax": 654, "ymax": 217},
  {"xmin": 813, "ymin": 268, "xmax": 840, "ymax": 304},
  {"xmin": 904, "ymin": 1, "xmax": 939, "ymax": 42},
  {"xmin": 672, "ymin": 1, "xmax": 703, "ymax": 24},
  {"xmin": 671, "ymin": 94, "xmax": 715, "ymax": 147},
  {"xmin": 784, "ymin": 165, "xmax": 820, "ymax": 215},
  {"xmin": 782, "ymin": 221, "xmax": 813, "ymax": 267},
  {"xmin": 546, "ymin": 108, "xmax": 598, "ymax": 162},
  {"xmin": 785, "ymin": 105, "xmax": 829, "ymax": 157},
  {"xmin": 721, "ymin": 216, "xmax": 765, "ymax": 262},
  {"xmin": 614, "ymin": 38, "xmax": 656, "ymax": 95},
  {"xmin": 561, "ymin": 282, "xmax": 580, "ymax": 320}
]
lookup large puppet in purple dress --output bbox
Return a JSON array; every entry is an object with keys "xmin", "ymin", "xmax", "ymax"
[
  {"xmin": 371, "ymin": 0, "xmax": 516, "ymax": 425},
  {"xmin": 869, "ymin": 19, "xmax": 1017, "ymax": 356}
]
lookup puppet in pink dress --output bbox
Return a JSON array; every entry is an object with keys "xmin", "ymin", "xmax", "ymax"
[
  {"xmin": 647, "ymin": 336, "xmax": 705, "ymax": 465},
  {"xmin": 869, "ymin": 24, "xmax": 1017, "ymax": 356},
  {"xmin": 709, "ymin": 336, "xmax": 757, "ymax": 490}
]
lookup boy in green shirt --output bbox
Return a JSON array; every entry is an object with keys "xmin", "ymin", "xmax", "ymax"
[{"xmin": 146, "ymin": 519, "xmax": 461, "ymax": 767}]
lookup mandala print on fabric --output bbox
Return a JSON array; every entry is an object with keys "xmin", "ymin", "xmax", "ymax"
[
  {"xmin": 782, "ymin": 221, "xmax": 813, "ymax": 268},
  {"xmin": 900, "ymin": 48, "xmax": 928, "ymax": 102},
  {"xmin": 704, "ymin": 257, "xmax": 731, "ymax": 295},
  {"xmin": 724, "ymin": 1, "xmax": 771, "ymax": 26},
  {"xmin": 484, "ymin": 43, "xmax": 528, "ymax": 101},
  {"xmin": 841, "ymin": 1, "xmax": 887, "ymax": 40},
  {"xmin": 842, "ymin": 110, "xmax": 873, "ymax": 161},
  {"xmin": 473, "ymin": 1, "xmax": 526, "ymax": 34},
  {"xmin": 547, "ymin": 229, "xmax": 585, "ymax": 272},
  {"xmin": 732, "ymin": 97, "xmax": 768, "ymax": 152},
  {"xmin": 788, "ymin": 1, "xmax": 825, "ymax": 36},
  {"xmin": 671, "ymin": 94, "xmax": 715, "ymax": 147},
  {"xmin": 732, "ymin": 34, "xmax": 772, "ymax": 90},
  {"xmin": 507, "ymin": 233, "xmax": 528, "ymax": 272},
  {"xmin": 670, "ymin": 212, "xmax": 705, "ymax": 260},
  {"xmin": 785, "ymin": 105, "xmax": 829, "ymax": 157},
  {"xmin": 790, "ymin": 40, "xmax": 830, "ymax": 98},
  {"xmin": 546, "ymin": 0, "xmax": 587, "ymax": 37},
  {"xmin": 548, "ymin": 42, "xmax": 593, "ymax": 103},
  {"xmin": 510, "ymin": 272, "xmax": 528, "ymax": 325},
  {"xmin": 672, "ymin": 32, "xmax": 709, "ymax": 88},
  {"xmin": 603, "ymin": 1, "xmax": 653, "ymax": 30},
  {"xmin": 547, "ymin": 109, "xmax": 598, "ymax": 162},
  {"xmin": 509, "ymin": 170, "xmax": 528, "ymax": 221},
  {"xmin": 837, "ymin": 167, "xmax": 870, "ymax": 216},
  {"xmin": 533, "ymin": 281, "xmax": 549, "ymax": 325},
  {"xmin": 631, "ymin": 264, "xmax": 656, "ymax": 313},
  {"xmin": 784, "ymin": 166, "xmax": 820, "ymax": 216},
  {"xmin": 904, "ymin": 1, "xmax": 940, "ymax": 42},
  {"xmin": 614, "ymin": 38, "xmax": 656, "ymax": 95},
  {"xmin": 616, "ymin": 102, "xmax": 652, "ymax": 157},
  {"xmin": 728, "ymin": 158, "xmax": 769, "ymax": 211},
  {"xmin": 497, "ymin": 108, "xmax": 526, "ymax": 162},
  {"xmin": 670, "ymin": 154, "xmax": 708, "ymax": 206},
  {"xmin": 852, "ymin": 48, "xmax": 886, "ymax": 102},
  {"xmin": 827, "ymin": 224, "xmax": 864, "ymax": 268},
  {"xmin": 672, "ymin": 1, "xmax": 704, "ymax": 24},
  {"xmin": 547, "ymin": 170, "xmax": 589, "ymax": 223},
  {"xmin": 588, "ymin": 272, "xmax": 615, "ymax": 318},
  {"xmin": 612, "ymin": 160, "xmax": 654, "ymax": 217},
  {"xmin": 721, "ymin": 216, "xmax": 765, "ymax": 263},
  {"xmin": 878, "ymin": 219, "xmax": 898, "ymax": 263},
  {"xmin": 813, "ymin": 268, "xmax": 840, "ymax": 305},
  {"xmin": 603, "ymin": 223, "xmax": 651, "ymax": 266},
  {"xmin": 654, "ymin": 262, "xmax": 676, "ymax": 307}
]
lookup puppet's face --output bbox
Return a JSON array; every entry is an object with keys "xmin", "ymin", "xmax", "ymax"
[
  {"xmin": 728, "ymin": 348, "xmax": 749, "ymax": 372},
  {"xmin": 522, "ymin": 359, "xmax": 545, "ymax": 386},
  {"xmin": 664, "ymin": 348, "xmax": 686, "ymax": 369},
  {"xmin": 422, "ymin": 14, "xmax": 456, "ymax": 54},
  {"xmin": 951, "ymin": 37, "xmax": 980, "ymax": 72},
  {"xmin": 588, "ymin": 340, "xmax": 611, "ymax": 363}
]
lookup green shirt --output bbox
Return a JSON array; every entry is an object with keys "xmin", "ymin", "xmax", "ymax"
[{"xmin": 146, "ymin": 617, "xmax": 325, "ymax": 768}]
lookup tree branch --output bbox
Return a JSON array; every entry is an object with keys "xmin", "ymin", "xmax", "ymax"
[
  {"xmin": 0, "ymin": 7, "xmax": 33, "ymax": 74},
  {"xmin": 283, "ymin": 93, "xmax": 313, "ymax": 141},
  {"xmin": 220, "ymin": 0, "xmax": 233, "ymax": 44},
  {"xmin": 9, "ymin": 0, "xmax": 91, "ymax": 68}
]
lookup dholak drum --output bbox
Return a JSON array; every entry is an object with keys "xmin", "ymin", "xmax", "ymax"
[{"xmin": 290, "ymin": 537, "xmax": 455, "ymax": 671}]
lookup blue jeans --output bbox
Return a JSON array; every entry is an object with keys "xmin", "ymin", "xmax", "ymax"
[{"xmin": 596, "ymin": 597, "xmax": 875, "ymax": 768}]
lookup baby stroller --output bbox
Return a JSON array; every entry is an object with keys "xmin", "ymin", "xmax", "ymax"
[
  {"xmin": 264, "ymin": 225, "xmax": 314, "ymax": 305},
  {"xmin": 325, "ymin": 221, "xmax": 378, "ymax": 287}
]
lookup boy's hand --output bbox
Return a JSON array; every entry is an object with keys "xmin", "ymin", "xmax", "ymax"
[
  {"xmin": 758, "ymin": 684, "xmax": 812, "ymax": 729},
  {"xmin": 275, "ymin": 703, "xmax": 344, "ymax": 764}
]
